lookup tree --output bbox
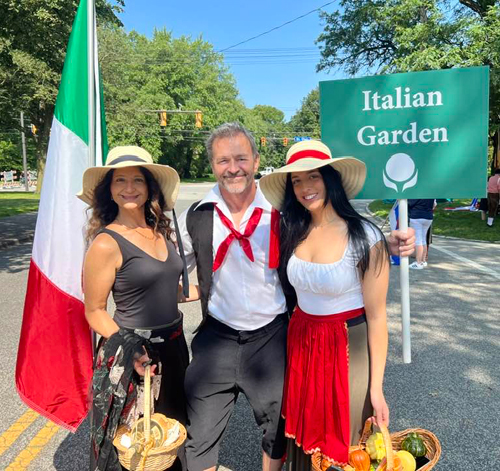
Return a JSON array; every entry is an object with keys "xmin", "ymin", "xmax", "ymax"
[
  {"xmin": 0, "ymin": 0, "xmax": 124, "ymax": 191},
  {"xmin": 288, "ymin": 88, "xmax": 320, "ymax": 139},
  {"xmin": 98, "ymin": 27, "xmax": 246, "ymax": 178},
  {"xmin": 0, "ymin": 137, "xmax": 37, "ymax": 172},
  {"xmin": 316, "ymin": 0, "xmax": 500, "ymax": 169}
]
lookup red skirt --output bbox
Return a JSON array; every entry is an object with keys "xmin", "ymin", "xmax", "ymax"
[{"xmin": 282, "ymin": 306, "xmax": 365, "ymax": 465}]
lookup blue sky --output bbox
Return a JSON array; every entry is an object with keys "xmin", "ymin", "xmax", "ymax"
[{"xmin": 118, "ymin": 1, "xmax": 345, "ymax": 120}]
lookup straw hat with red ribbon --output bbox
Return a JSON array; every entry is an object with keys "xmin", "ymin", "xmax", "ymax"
[{"xmin": 259, "ymin": 140, "xmax": 366, "ymax": 211}]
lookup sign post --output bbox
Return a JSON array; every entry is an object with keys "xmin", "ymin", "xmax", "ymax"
[{"xmin": 320, "ymin": 66, "xmax": 489, "ymax": 362}]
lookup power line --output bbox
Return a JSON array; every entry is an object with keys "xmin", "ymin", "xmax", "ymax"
[{"xmin": 218, "ymin": 1, "xmax": 337, "ymax": 52}]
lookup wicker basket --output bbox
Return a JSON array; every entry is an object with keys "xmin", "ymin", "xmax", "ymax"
[
  {"xmin": 113, "ymin": 365, "xmax": 187, "ymax": 471},
  {"xmin": 312, "ymin": 419, "xmax": 441, "ymax": 471}
]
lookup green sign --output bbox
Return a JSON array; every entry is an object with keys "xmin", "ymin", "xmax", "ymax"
[{"xmin": 320, "ymin": 67, "xmax": 489, "ymax": 199}]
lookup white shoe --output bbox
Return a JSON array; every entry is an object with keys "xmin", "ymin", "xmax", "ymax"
[
  {"xmin": 422, "ymin": 261, "xmax": 428, "ymax": 267},
  {"xmin": 409, "ymin": 261, "xmax": 425, "ymax": 269}
]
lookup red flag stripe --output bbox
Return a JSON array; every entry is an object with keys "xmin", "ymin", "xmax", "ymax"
[{"xmin": 16, "ymin": 260, "xmax": 93, "ymax": 432}]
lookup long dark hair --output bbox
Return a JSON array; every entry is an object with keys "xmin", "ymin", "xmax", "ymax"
[
  {"xmin": 278, "ymin": 165, "xmax": 389, "ymax": 296},
  {"xmin": 85, "ymin": 167, "xmax": 173, "ymax": 243}
]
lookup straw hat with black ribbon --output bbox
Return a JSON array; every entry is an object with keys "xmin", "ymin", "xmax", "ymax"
[
  {"xmin": 259, "ymin": 140, "xmax": 367, "ymax": 211},
  {"xmin": 77, "ymin": 145, "xmax": 180, "ymax": 210},
  {"xmin": 77, "ymin": 145, "xmax": 189, "ymax": 297}
]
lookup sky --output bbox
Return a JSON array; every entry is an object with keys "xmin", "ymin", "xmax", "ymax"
[{"xmin": 118, "ymin": 0, "xmax": 345, "ymax": 121}]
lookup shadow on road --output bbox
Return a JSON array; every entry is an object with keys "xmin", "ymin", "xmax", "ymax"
[{"xmin": 0, "ymin": 242, "xmax": 32, "ymax": 274}]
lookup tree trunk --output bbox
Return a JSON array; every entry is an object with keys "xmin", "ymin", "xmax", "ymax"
[
  {"xmin": 35, "ymin": 145, "xmax": 47, "ymax": 194},
  {"xmin": 493, "ymin": 129, "xmax": 499, "ymax": 173},
  {"xmin": 184, "ymin": 146, "xmax": 192, "ymax": 179}
]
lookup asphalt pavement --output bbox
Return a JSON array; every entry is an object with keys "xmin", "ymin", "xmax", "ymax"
[{"xmin": 0, "ymin": 184, "xmax": 499, "ymax": 469}]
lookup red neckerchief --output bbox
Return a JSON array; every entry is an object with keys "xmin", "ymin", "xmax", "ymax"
[{"xmin": 212, "ymin": 205, "xmax": 280, "ymax": 272}]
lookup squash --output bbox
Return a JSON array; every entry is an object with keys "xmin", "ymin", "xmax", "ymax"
[
  {"xmin": 396, "ymin": 450, "xmax": 416, "ymax": 471},
  {"xmin": 365, "ymin": 432, "xmax": 386, "ymax": 461},
  {"xmin": 375, "ymin": 455, "xmax": 403, "ymax": 471},
  {"xmin": 401, "ymin": 432, "xmax": 426, "ymax": 458},
  {"xmin": 348, "ymin": 449, "xmax": 371, "ymax": 471}
]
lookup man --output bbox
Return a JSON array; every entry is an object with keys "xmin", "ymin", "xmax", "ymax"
[{"xmin": 178, "ymin": 122, "xmax": 414, "ymax": 471}]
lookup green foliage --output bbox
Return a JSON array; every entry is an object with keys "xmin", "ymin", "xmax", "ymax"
[
  {"xmin": 0, "ymin": 137, "xmax": 37, "ymax": 172},
  {"xmin": 0, "ymin": 0, "xmax": 124, "ymax": 189},
  {"xmin": 288, "ymin": 88, "xmax": 320, "ymax": 138},
  {"xmin": 99, "ymin": 27, "xmax": 246, "ymax": 178}
]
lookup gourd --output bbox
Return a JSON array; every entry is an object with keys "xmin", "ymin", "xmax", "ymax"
[
  {"xmin": 365, "ymin": 432, "xmax": 386, "ymax": 460},
  {"xmin": 375, "ymin": 455, "xmax": 403, "ymax": 471},
  {"xmin": 348, "ymin": 449, "xmax": 371, "ymax": 471},
  {"xmin": 401, "ymin": 432, "xmax": 426, "ymax": 458},
  {"xmin": 396, "ymin": 450, "xmax": 417, "ymax": 471}
]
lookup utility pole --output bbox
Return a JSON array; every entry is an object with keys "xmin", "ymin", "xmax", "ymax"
[{"xmin": 20, "ymin": 111, "xmax": 29, "ymax": 192}]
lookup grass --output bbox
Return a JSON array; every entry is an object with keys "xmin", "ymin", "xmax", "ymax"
[
  {"xmin": 0, "ymin": 191, "xmax": 40, "ymax": 218},
  {"xmin": 181, "ymin": 175, "xmax": 216, "ymax": 183},
  {"xmin": 368, "ymin": 199, "xmax": 500, "ymax": 242}
]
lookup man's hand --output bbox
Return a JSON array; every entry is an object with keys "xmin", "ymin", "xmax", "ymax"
[{"xmin": 387, "ymin": 227, "xmax": 415, "ymax": 257}]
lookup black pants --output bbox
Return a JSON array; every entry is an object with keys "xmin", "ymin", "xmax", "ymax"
[{"xmin": 184, "ymin": 314, "xmax": 288, "ymax": 471}]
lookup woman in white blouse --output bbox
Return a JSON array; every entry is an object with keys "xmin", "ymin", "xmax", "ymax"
[{"xmin": 260, "ymin": 140, "xmax": 390, "ymax": 470}]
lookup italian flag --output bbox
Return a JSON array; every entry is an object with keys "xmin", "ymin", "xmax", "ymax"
[{"xmin": 16, "ymin": 0, "xmax": 107, "ymax": 432}]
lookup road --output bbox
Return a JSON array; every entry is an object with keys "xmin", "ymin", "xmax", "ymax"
[{"xmin": 0, "ymin": 183, "xmax": 499, "ymax": 469}]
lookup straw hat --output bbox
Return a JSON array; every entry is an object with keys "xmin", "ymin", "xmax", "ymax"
[
  {"xmin": 77, "ymin": 146, "xmax": 180, "ymax": 210},
  {"xmin": 259, "ymin": 140, "xmax": 366, "ymax": 211}
]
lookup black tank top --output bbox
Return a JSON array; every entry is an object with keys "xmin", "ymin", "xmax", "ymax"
[{"xmin": 101, "ymin": 228, "xmax": 183, "ymax": 329}]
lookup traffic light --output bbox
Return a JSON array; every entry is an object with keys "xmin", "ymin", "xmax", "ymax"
[
  {"xmin": 283, "ymin": 137, "xmax": 288, "ymax": 146},
  {"xmin": 159, "ymin": 111, "xmax": 167, "ymax": 127},
  {"xmin": 30, "ymin": 124, "xmax": 38, "ymax": 136},
  {"xmin": 260, "ymin": 137, "xmax": 267, "ymax": 147},
  {"xmin": 195, "ymin": 111, "xmax": 203, "ymax": 128}
]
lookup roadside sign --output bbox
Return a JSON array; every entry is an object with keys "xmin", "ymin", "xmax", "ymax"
[
  {"xmin": 320, "ymin": 66, "xmax": 489, "ymax": 199},
  {"xmin": 294, "ymin": 136, "xmax": 311, "ymax": 142}
]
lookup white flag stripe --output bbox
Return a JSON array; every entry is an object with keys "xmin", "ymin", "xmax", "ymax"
[{"xmin": 32, "ymin": 117, "xmax": 88, "ymax": 301}]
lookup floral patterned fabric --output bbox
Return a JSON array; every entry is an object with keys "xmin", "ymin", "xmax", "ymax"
[{"xmin": 90, "ymin": 329, "xmax": 154, "ymax": 471}]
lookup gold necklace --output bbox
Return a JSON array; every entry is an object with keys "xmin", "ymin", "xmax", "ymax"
[{"xmin": 115, "ymin": 220, "xmax": 156, "ymax": 240}]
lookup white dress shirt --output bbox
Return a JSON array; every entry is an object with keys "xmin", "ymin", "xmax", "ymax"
[{"xmin": 177, "ymin": 184, "xmax": 287, "ymax": 330}]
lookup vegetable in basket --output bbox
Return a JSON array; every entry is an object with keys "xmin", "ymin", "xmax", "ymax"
[
  {"xmin": 348, "ymin": 449, "xmax": 371, "ymax": 471},
  {"xmin": 396, "ymin": 450, "xmax": 416, "ymax": 471},
  {"xmin": 366, "ymin": 432, "xmax": 386, "ymax": 460},
  {"xmin": 401, "ymin": 432, "xmax": 426, "ymax": 458},
  {"xmin": 375, "ymin": 455, "xmax": 403, "ymax": 471}
]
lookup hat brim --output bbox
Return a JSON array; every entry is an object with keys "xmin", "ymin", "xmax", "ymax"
[
  {"xmin": 77, "ymin": 161, "xmax": 180, "ymax": 210},
  {"xmin": 259, "ymin": 157, "xmax": 366, "ymax": 211}
]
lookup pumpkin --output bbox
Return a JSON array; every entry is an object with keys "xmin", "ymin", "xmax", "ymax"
[
  {"xmin": 396, "ymin": 450, "xmax": 417, "ymax": 471},
  {"xmin": 365, "ymin": 432, "xmax": 386, "ymax": 461},
  {"xmin": 401, "ymin": 432, "xmax": 426, "ymax": 458},
  {"xmin": 375, "ymin": 455, "xmax": 403, "ymax": 471},
  {"xmin": 348, "ymin": 449, "xmax": 371, "ymax": 471}
]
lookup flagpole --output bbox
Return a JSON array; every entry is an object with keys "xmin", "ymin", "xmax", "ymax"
[
  {"xmin": 87, "ymin": 0, "xmax": 97, "ymax": 358},
  {"xmin": 87, "ymin": 0, "xmax": 95, "ymax": 167}
]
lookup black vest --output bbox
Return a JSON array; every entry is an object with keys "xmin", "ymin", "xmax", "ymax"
[
  {"xmin": 186, "ymin": 201, "xmax": 296, "ymax": 331},
  {"xmin": 186, "ymin": 201, "xmax": 215, "ymax": 330}
]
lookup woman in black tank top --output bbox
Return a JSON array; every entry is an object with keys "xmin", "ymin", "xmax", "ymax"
[{"xmin": 80, "ymin": 146, "xmax": 196, "ymax": 471}]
